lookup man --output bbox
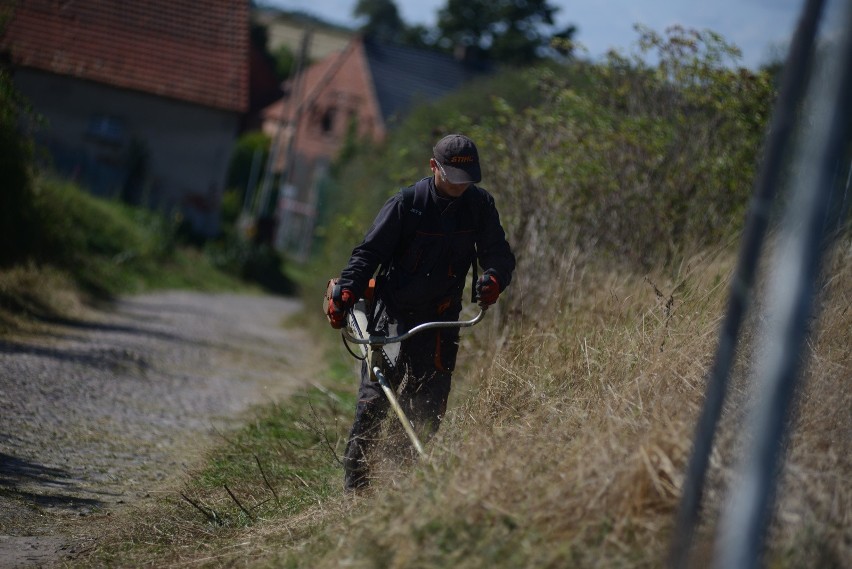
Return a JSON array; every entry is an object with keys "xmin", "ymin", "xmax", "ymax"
[{"xmin": 325, "ymin": 134, "xmax": 516, "ymax": 491}]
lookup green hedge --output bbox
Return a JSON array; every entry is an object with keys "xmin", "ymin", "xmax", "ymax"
[{"xmin": 306, "ymin": 27, "xmax": 774, "ymax": 308}]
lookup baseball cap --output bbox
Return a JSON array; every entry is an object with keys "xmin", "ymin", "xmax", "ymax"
[{"xmin": 433, "ymin": 134, "xmax": 481, "ymax": 184}]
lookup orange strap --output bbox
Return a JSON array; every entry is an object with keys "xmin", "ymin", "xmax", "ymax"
[
  {"xmin": 364, "ymin": 278, "xmax": 376, "ymax": 302},
  {"xmin": 434, "ymin": 331, "xmax": 448, "ymax": 372}
]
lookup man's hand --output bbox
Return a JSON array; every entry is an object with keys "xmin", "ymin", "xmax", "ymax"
[
  {"xmin": 326, "ymin": 287, "xmax": 355, "ymax": 329},
  {"xmin": 476, "ymin": 274, "xmax": 500, "ymax": 307}
]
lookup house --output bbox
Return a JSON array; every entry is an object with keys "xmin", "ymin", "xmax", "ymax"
[
  {"xmin": 258, "ymin": 36, "xmax": 491, "ymax": 256},
  {"xmin": 1, "ymin": 0, "xmax": 249, "ymax": 238}
]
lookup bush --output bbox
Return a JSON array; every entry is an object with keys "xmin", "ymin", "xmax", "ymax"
[
  {"xmin": 477, "ymin": 26, "xmax": 773, "ymax": 269},
  {"xmin": 205, "ymin": 238, "xmax": 295, "ymax": 295},
  {"xmin": 21, "ymin": 177, "xmax": 180, "ymax": 295},
  {"xmin": 226, "ymin": 130, "xmax": 271, "ymax": 210},
  {"xmin": 0, "ymin": 55, "xmax": 39, "ymax": 267},
  {"xmin": 308, "ymin": 27, "xmax": 774, "ymax": 312}
]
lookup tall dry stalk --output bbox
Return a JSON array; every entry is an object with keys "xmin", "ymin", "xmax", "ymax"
[{"xmin": 307, "ymin": 237, "xmax": 848, "ymax": 568}]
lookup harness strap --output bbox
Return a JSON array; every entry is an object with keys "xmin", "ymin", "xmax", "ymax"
[{"xmin": 376, "ymin": 178, "xmax": 483, "ymax": 314}]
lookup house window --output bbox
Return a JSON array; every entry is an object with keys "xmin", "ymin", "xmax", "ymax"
[
  {"xmin": 320, "ymin": 107, "xmax": 336, "ymax": 134},
  {"xmin": 86, "ymin": 114, "xmax": 125, "ymax": 145}
]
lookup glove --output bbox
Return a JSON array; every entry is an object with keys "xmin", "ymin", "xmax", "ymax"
[
  {"xmin": 326, "ymin": 286, "xmax": 355, "ymax": 329},
  {"xmin": 475, "ymin": 274, "xmax": 500, "ymax": 307}
]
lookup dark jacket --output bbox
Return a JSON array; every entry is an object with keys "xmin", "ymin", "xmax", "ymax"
[{"xmin": 338, "ymin": 177, "xmax": 515, "ymax": 316}]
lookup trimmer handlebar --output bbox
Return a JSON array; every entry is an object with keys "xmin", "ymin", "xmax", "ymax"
[
  {"xmin": 339, "ymin": 305, "xmax": 487, "ymax": 459},
  {"xmin": 342, "ymin": 308, "xmax": 487, "ymax": 346}
]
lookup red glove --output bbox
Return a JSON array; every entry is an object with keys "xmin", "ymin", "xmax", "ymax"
[
  {"xmin": 476, "ymin": 274, "xmax": 500, "ymax": 307},
  {"xmin": 326, "ymin": 288, "xmax": 354, "ymax": 329}
]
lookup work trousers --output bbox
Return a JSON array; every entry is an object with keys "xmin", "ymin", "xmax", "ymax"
[{"xmin": 343, "ymin": 309, "xmax": 461, "ymax": 490}]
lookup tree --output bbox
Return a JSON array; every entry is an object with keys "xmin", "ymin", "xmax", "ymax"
[
  {"xmin": 354, "ymin": 0, "xmax": 405, "ymax": 43},
  {"xmin": 273, "ymin": 44, "xmax": 297, "ymax": 80},
  {"xmin": 400, "ymin": 24, "xmax": 437, "ymax": 50},
  {"xmin": 436, "ymin": 0, "xmax": 573, "ymax": 65}
]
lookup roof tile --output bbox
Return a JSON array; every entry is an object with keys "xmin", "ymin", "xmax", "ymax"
[{"xmin": 1, "ymin": 0, "xmax": 249, "ymax": 112}]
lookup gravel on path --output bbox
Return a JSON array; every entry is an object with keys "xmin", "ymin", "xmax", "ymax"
[{"xmin": 0, "ymin": 291, "xmax": 320, "ymax": 568}]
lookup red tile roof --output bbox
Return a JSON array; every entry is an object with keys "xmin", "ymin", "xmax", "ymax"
[{"xmin": 1, "ymin": 0, "xmax": 249, "ymax": 113}]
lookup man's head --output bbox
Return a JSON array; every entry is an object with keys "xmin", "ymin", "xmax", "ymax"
[{"xmin": 433, "ymin": 134, "xmax": 481, "ymax": 184}]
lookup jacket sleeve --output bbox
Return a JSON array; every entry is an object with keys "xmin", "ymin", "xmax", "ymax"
[
  {"xmin": 337, "ymin": 193, "xmax": 405, "ymax": 299},
  {"xmin": 476, "ymin": 190, "xmax": 516, "ymax": 290}
]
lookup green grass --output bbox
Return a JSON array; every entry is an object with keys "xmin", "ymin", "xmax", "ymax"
[
  {"xmin": 0, "ymin": 176, "xmax": 258, "ymax": 333},
  {"xmin": 84, "ymin": 348, "xmax": 357, "ymax": 567},
  {"xmin": 27, "ymin": 176, "xmax": 247, "ymax": 296}
]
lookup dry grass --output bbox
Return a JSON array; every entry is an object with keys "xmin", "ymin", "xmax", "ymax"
[
  {"xmin": 73, "ymin": 238, "xmax": 849, "ymax": 568},
  {"xmin": 768, "ymin": 240, "xmax": 852, "ymax": 567},
  {"xmin": 0, "ymin": 264, "xmax": 88, "ymax": 335},
  {"xmin": 290, "ymin": 238, "xmax": 849, "ymax": 568}
]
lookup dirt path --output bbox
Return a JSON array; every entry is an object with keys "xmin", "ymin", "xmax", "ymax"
[{"xmin": 0, "ymin": 291, "xmax": 321, "ymax": 568}]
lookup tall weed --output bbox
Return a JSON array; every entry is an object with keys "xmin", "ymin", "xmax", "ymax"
[
  {"xmin": 289, "ymin": 25, "xmax": 848, "ymax": 569},
  {"xmin": 302, "ymin": 240, "xmax": 849, "ymax": 568}
]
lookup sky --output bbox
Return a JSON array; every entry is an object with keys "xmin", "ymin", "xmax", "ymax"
[{"xmin": 262, "ymin": 0, "xmax": 815, "ymax": 68}]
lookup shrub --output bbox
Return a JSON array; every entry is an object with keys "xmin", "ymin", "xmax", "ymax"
[
  {"xmin": 477, "ymin": 26, "xmax": 773, "ymax": 272},
  {"xmin": 309, "ymin": 27, "xmax": 774, "ymax": 315},
  {"xmin": 226, "ymin": 130, "xmax": 271, "ymax": 210},
  {"xmin": 0, "ymin": 53, "xmax": 39, "ymax": 267},
  {"xmin": 452, "ymin": 27, "xmax": 772, "ymax": 319}
]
